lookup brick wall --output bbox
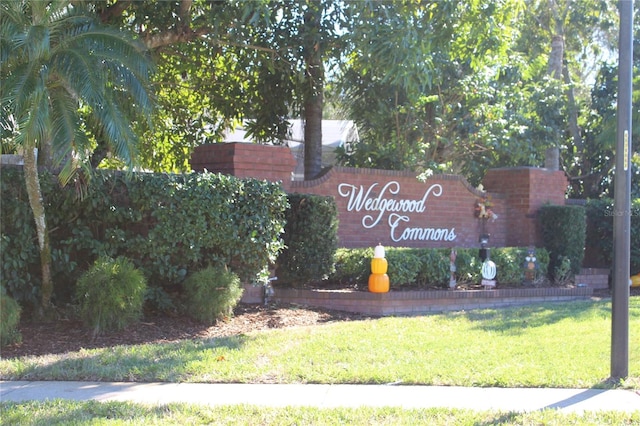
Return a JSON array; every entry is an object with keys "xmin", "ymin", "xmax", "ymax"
[
  {"xmin": 192, "ymin": 143, "xmax": 296, "ymax": 184},
  {"xmin": 273, "ymin": 287, "xmax": 594, "ymax": 315},
  {"xmin": 191, "ymin": 144, "xmax": 569, "ymax": 249},
  {"xmin": 483, "ymin": 167, "xmax": 569, "ymax": 247}
]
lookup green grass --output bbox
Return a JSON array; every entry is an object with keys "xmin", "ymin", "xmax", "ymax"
[
  {"xmin": 2, "ymin": 298, "xmax": 640, "ymax": 389},
  {"xmin": 1, "ymin": 400, "xmax": 639, "ymax": 425}
]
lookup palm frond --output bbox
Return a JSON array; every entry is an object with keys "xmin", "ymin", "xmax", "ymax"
[
  {"xmin": 15, "ymin": 84, "xmax": 51, "ymax": 150},
  {"xmin": 4, "ymin": 0, "xmax": 154, "ymax": 181}
]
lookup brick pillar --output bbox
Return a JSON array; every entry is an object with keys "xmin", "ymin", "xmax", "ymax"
[
  {"xmin": 483, "ymin": 167, "xmax": 568, "ymax": 247},
  {"xmin": 191, "ymin": 143, "xmax": 296, "ymax": 190}
]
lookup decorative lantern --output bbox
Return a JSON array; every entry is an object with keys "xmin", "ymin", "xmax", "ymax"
[{"xmin": 368, "ymin": 244, "xmax": 389, "ymax": 293}]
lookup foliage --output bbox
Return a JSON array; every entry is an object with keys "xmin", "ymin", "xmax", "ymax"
[
  {"xmin": 75, "ymin": 257, "xmax": 147, "ymax": 336},
  {"xmin": 585, "ymin": 198, "xmax": 640, "ymax": 275},
  {"xmin": 385, "ymin": 248, "xmax": 423, "ymax": 287},
  {"xmin": 538, "ymin": 205, "xmax": 587, "ymax": 278},
  {"xmin": 182, "ymin": 266, "xmax": 242, "ymax": 325},
  {"xmin": 0, "ymin": 289, "xmax": 22, "ymax": 347},
  {"xmin": 276, "ymin": 194, "xmax": 338, "ymax": 286},
  {"xmin": 0, "ymin": 0, "xmax": 154, "ymax": 312},
  {"xmin": 491, "ymin": 248, "xmax": 528, "ymax": 285},
  {"xmin": 336, "ymin": 0, "xmax": 525, "ymax": 180},
  {"xmin": 414, "ymin": 249, "xmax": 451, "ymax": 287},
  {"xmin": 326, "ymin": 247, "xmax": 550, "ymax": 289},
  {"xmin": 327, "ymin": 248, "xmax": 371, "ymax": 288},
  {"xmin": 1, "ymin": 168, "xmax": 287, "ymax": 310},
  {"xmin": 0, "ymin": 169, "xmax": 41, "ymax": 305}
]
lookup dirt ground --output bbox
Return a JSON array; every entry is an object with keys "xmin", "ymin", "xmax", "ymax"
[{"xmin": 0, "ymin": 302, "xmax": 372, "ymax": 359}]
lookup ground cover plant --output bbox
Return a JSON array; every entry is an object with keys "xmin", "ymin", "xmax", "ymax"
[{"xmin": 2, "ymin": 298, "xmax": 639, "ymax": 390}]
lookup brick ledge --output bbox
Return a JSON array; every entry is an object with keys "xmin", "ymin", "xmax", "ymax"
[{"xmin": 273, "ymin": 287, "xmax": 594, "ymax": 316}]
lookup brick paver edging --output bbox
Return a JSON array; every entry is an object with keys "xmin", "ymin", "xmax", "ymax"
[{"xmin": 274, "ymin": 287, "xmax": 594, "ymax": 316}]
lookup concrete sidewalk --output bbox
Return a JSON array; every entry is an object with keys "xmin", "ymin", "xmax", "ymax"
[{"xmin": 2, "ymin": 381, "xmax": 640, "ymax": 413}]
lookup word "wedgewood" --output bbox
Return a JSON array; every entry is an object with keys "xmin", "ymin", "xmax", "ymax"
[{"xmin": 337, "ymin": 181, "xmax": 457, "ymax": 242}]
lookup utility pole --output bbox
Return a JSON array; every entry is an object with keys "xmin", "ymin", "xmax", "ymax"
[{"xmin": 611, "ymin": 0, "xmax": 633, "ymax": 381}]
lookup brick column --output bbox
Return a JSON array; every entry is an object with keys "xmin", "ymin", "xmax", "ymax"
[
  {"xmin": 191, "ymin": 143, "xmax": 296, "ymax": 190},
  {"xmin": 483, "ymin": 167, "xmax": 568, "ymax": 247}
]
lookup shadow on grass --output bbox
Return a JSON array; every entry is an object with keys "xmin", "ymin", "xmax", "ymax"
[
  {"xmin": 464, "ymin": 299, "xmax": 612, "ymax": 335},
  {"xmin": 9, "ymin": 334, "xmax": 253, "ymax": 382}
]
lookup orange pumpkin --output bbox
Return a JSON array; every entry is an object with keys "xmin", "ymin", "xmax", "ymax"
[
  {"xmin": 631, "ymin": 274, "xmax": 640, "ymax": 288},
  {"xmin": 371, "ymin": 257, "xmax": 388, "ymax": 274},
  {"xmin": 368, "ymin": 273, "xmax": 390, "ymax": 293}
]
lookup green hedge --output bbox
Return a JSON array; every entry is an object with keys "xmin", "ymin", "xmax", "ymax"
[
  {"xmin": 585, "ymin": 198, "xmax": 640, "ymax": 275},
  {"xmin": 325, "ymin": 247, "xmax": 550, "ymax": 289},
  {"xmin": 1, "ymin": 167, "xmax": 288, "ymax": 308},
  {"xmin": 276, "ymin": 193, "xmax": 338, "ymax": 286},
  {"xmin": 538, "ymin": 204, "xmax": 586, "ymax": 278}
]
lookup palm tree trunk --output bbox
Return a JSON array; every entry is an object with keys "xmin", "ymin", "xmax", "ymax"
[{"xmin": 23, "ymin": 146, "xmax": 53, "ymax": 313}]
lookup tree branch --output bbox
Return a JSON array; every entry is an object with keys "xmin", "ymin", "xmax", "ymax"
[{"xmin": 99, "ymin": 0, "xmax": 133, "ymax": 23}]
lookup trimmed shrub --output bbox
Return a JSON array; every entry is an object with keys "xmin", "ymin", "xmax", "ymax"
[
  {"xmin": 585, "ymin": 198, "xmax": 640, "ymax": 275},
  {"xmin": 329, "ymin": 248, "xmax": 371, "ymax": 288},
  {"xmin": 276, "ymin": 194, "xmax": 338, "ymax": 286},
  {"xmin": 385, "ymin": 248, "xmax": 423, "ymax": 286},
  {"xmin": 1, "ymin": 168, "xmax": 288, "ymax": 308},
  {"xmin": 539, "ymin": 205, "xmax": 586, "ymax": 279},
  {"xmin": 491, "ymin": 247, "xmax": 526, "ymax": 285},
  {"xmin": 326, "ymin": 247, "xmax": 550, "ymax": 289},
  {"xmin": 415, "ymin": 249, "xmax": 450, "ymax": 288},
  {"xmin": 0, "ymin": 290, "xmax": 22, "ymax": 346},
  {"xmin": 452, "ymin": 248, "xmax": 481, "ymax": 284},
  {"xmin": 75, "ymin": 257, "xmax": 147, "ymax": 335},
  {"xmin": 183, "ymin": 267, "xmax": 242, "ymax": 324}
]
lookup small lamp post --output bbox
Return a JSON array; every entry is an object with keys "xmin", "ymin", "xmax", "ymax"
[{"xmin": 479, "ymin": 233, "xmax": 490, "ymax": 262}]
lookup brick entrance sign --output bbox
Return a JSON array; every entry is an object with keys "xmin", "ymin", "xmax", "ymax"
[{"xmin": 192, "ymin": 143, "xmax": 568, "ymax": 249}]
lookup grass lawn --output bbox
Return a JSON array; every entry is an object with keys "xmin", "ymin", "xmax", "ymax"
[
  {"xmin": 1, "ymin": 400, "xmax": 639, "ymax": 425},
  {"xmin": 1, "ymin": 298, "xmax": 639, "ymax": 424},
  {"xmin": 2, "ymin": 298, "xmax": 639, "ymax": 389}
]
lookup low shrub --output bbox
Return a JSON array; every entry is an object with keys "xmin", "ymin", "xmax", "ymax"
[
  {"xmin": 539, "ymin": 204, "xmax": 586, "ymax": 279},
  {"xmin": 452, "ymin": 249, "xmax": 481, "ymax": 284},
  {"xmin": 415, "ymin": 249, "xmax": 451, "ymax": 288},
  {"xmin": 0, "ymin": 290, "xmax": 22, "ymax": 346},
  {"xmin": 276, "ymin": 194, "xmax": 338, "ymax": 286},
  {"xmin": 328, "ymin": 248, "xmax": 371, "ymax": 288},
  {"xmin": 75, "ymin": 257, "xmax": 147, "ymax": 335},
  {"xmin": 325, "ymin": 247, "xmax": 550, "ymax": 289},
  {"xmin": 386, "ymin": 248, "xmax": 423, "ymax": 286},
  {"xmin": 182, "ymin": 267, "xmax": 242, "ymax": 324},
  {"xmin": 585, "ymin": 198, "xmax": 640, "ymax": 275},
  {"xmin": 1, "ymin": 168, "xmax": 288, "ymax": 307},
  {"xmin": 491, "ymin": 248, "xmax": 526, "ymax": 285}
]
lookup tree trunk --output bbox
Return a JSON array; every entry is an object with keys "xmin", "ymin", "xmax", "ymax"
[
  {"xmin": 562, "ymin": 64, "xmax": 583, "ymax": 152},
  {"xmin": 546, "ymin": 3, "xmax": 565, "ymax": 166},
  {"xmin": 302, "ymin": 4, "xmax": 324, "ymax": 181},
  {"xmin": 23, "ymin": 146, "xmax": 53, "ymax": 314},
  {"xmin": 547, "ymin": 35, "xmax": 564, "ymax": 79},
  {"xmin": 303, "ymin": 70, "xmax": 323, "ymax": 180}
]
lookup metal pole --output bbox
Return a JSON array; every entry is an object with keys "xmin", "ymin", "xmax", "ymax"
[{"xmin": 611, "ymin": 0, "xmax": 633, "ymax": 381}]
